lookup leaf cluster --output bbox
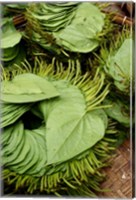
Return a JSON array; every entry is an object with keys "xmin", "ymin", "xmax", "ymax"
[{"xmin": 0, "ymin": 2, "xmax": 133, "ymax": 197}]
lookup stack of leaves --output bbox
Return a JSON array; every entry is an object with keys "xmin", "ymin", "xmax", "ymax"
[
  {"xmin": 25, "ymin": 2, "xmax": 106, "ymax": 54},
  {"xmin": 0, "ymin": 2, "xmax": 133, "ymax": 197},
  {"xmin": 102, "ymin": 35, "xmax": 133, "ymax": 94},
  {"xmin": 99, "ymin": 29, "xmax": 134, "ymax": 128},
  {"xmin": 1, "ymin": 60, "xmax": 120, "ymax": 196},
  {"xmin": 1, "ymin": 18, "xmax": 26, "ymax": 68}
]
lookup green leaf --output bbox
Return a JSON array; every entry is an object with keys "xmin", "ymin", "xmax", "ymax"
[
  {"xmin": 1, "ymin": 73, "xmax": 60, "ymax": 103},
  {"xmin": 2, "ymin": 121, "xmax": 47, "ymax": 176},
  {"xmin": 103, "ymin": 98, "xmax": 130, "ymax": 126},
  {"xmin": 104, "ymin": 38, "xmax": 133, "ymax": 92},
  {"xmin": 114, "ymin": 39, "xmax": 132, "ymax": 76},
  {"xmin": 10, "ymin": 43, "xmax": 26, "ymax": 65},
  {"xmin": 36, "ymin": 80, "xmax": 106, "ymax": 165},
  {"xmin": 27, "ymin": 3, "xmax": 105, "ymax": 53},
  {"xmin": 46, "ymin": 112, "xmax": 105, "ymax": 165},
  {"xmin": 1, "ymin": 20, "xmax": 22, "ymax": 49},
  {"xmin": 54, "ymin": 26, "xmax": 99, "ymax": 53},
  {"xmin": 54, "ymin": 3, "xmax": 105, "ymax": 52},
  {"xmin": 1, "ymin": 17, "xmax": 11, "ymax": 27},
  {"xmin": 1, "ymin": 45, "xmax": 19, "ymax": 62},
  {"xmin": 6, "ymin": 3, "xmax": 28, "ymax": 10},
  {"xmin": 28, "ymin": 2, "xmax": 77, "ymax": 32},
  {"xmin": 113, "ymin": 38, "xmax": 133, "ymax": 91},
  {"xmin": 1, "ymin": 103, "xmax": 32, "ymax": 128}
]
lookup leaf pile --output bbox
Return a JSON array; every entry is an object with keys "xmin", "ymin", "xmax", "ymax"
[
  {"xmin": 1, "ymin": 2, "xmax": 133, "ymax": 197},
  {"xmin": 1, "ymin": 18, "xmax": 26, "ymax": 67},
  {"xmin": 26, "ymin": 3, "xmax": 105, "ymax": 54}
]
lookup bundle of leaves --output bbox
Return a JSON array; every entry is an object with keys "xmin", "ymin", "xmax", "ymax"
[
  {"xmin": 0, "ymin": 2, "xmax": 133, "ymax": 198},
  {"xmin": 101, "ymin": 30, "xmax": 133, "ymax": 94},
  {"xmin": 97, "ymin": 29, "xmax": 134, "ymax": 128},
  {"xmin": 1, "ymin": 59, "xmax": 120, "ymax": 196},
  {"xmin": 25, "ymin": 2, "xmax": 107, "ymax": 55},
  {"xmin": 1, "ymin": 18, "xmax": 26, "ymax": 68}
]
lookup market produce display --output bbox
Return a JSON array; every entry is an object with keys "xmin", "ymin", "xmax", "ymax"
[
  {"xmin": 25, "ymin": 3, "xmax": 105, "ymax": 53},
  {"xmin": 1, "ymin": 2, "xmax": 134, "ymax": 197}
]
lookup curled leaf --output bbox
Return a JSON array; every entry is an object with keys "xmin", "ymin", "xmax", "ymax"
[{"xmin": 1, "ymin": 20, "xmax": 22, "ymax": 49}]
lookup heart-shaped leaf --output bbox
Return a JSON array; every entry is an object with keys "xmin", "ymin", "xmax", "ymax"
[
  {"xmin": 1, "ymin": 73, "xmax": 60, "ymax": 103},
  {"xmin": 36, "ymin": 80, "xmax": 107, "ymax": 165}
]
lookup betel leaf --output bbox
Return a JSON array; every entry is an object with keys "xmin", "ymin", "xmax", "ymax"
[
  {"xmin": 3, "ymin": 125, "xmax": 47, "ymax": 177},
  {"xmin": 54, "ymin": 3, "xmax": 105, "ymax": 52},
  {"xmin": 91, "ymin": 109, "xmax": 108, "ymax": 129},
  {"xmin": 104, "ymin": 38, "xmax": 133, "ymax": 92},
  {"xmin": 46, "ymin": 111, "xmax": 105, "ymax": 165},
  {"xmin": 27, "ymin": 3, "xmax": 105, "ymax": 53},
  {"xmin": 1, "ymin": 20, "xmax": 22, "ymax": 49},
  {"xmin": 1, "ymin": 73, "xmax": 60, "ymax": 103},
  {"xmin": 2, "ymin": 43, "xmax": 26, "ymax": 68},
  {"xmin": 6, "ymin": 3, "xmax": 28, "ymax": 10},
  {"xmin": 2, "ymin": 45, "xmax": 20, "ymax": 62},
  {"xmin": 1, "ymin": 19, "xmax": 26, "ymax": 67},
  {"xmin": 103, "ymin": 98, "xmax": 130, "ymax": 127},
  {"xmin": 36, "ymin": 80, "xmax": 107, "ymax": 165},
  {"xmin": 113, "ymin": 38, "xmax": 133, "ymax": 91},
  {"xmin": 30, "ymin": 3, "xmax": 77, "ymax": 32},
  {"xmin": 114, "ymin": 39, "xmax": 132, "ymax": 76},
  {"xmin": 1, "ymin": 17, "xmax": 11, "ymax": 27},
  {"xmin": 34, "ymin": 79, "xmax": 86, "ymax": 119},
  {"xmin": 54, "ymin": 26, "xmax": 99, "ymax": 53},
  {"xmin": 1, "ymin": 103, "xmax": 32, "ymax": 128},
  {"xmin": 10, "ymin": 43, "xmax": 26, "ymax": 65}
]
